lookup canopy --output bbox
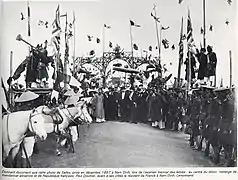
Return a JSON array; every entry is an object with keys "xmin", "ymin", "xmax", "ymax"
[{"xmin": 113, "ymin": 67, "xmax": 140, "ymax": 74}]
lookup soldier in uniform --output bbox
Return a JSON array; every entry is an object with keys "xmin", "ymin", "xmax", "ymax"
[
  {"xmin": 189, "ymin": 90, "xmax": 202, "ymax": 149},
  {"xmin": 218, "ymin": 88, "xmax": 235, "ymax": 166}
]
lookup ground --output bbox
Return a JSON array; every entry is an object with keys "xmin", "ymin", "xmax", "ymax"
[{"xmin": 31, "ymin": 121, "xmax": 214, "ymax": 168}]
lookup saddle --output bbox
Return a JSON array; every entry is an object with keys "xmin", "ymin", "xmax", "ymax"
[{"xmin": 42, "ymin": 107, "xmax": 63, "ymax": 124}]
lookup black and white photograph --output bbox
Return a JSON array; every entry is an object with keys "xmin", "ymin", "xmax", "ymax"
[{"xmin": 1, "ymin": 0, "xmax": 237, "ymax": 169}]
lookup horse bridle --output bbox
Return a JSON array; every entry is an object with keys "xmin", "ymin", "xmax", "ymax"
[{"xmin": 28, "ymin": 108, "xmax": 42, "ymax": 135}]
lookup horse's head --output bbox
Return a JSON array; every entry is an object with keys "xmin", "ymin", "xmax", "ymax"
[
  {"xmin": 29, "ymin": 108, "xmax": 48, "ymax": 141},
  {"xmin": 75, "ymin": 100, "xmax": 93, "ymax": 124}
]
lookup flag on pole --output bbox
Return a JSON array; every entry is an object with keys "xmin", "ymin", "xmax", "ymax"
[
  {"xmin": 130, "ymin": 20, "xmax": 141, "ymax": 27},
  {"xmin": 178, "ymin": 0, "xmax": 183, "ymax": 4},
  {"xmin": 27, "ymin": 1, "xmax": 31, "ymax": 37},
  {"xmin": 52, "ymin": 5, "xmax": 61, "ymax": 35},
  {"xmin": 187, "ymin": 9, "xmax": 195, "ymax": 51},
  {"xmin": 179, "ymin": 17, "xmax": 184, "ymax": 62}
]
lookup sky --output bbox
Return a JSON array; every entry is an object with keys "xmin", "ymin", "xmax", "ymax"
[{"xmin": 0, "ymin": 0, "xmax": 237, "ymax": 87}]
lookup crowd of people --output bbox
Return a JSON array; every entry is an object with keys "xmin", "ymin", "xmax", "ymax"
[{"xmin": 85, "ymin": 81, "xmax": 236, "ymax": 167}]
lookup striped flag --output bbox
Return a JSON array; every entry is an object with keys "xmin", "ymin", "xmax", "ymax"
[
  {"xmin": 52, "ymin": 5, "xmax": 61, "ymax": 35},
  {"xmin": 27, "ymin": 1, "xmax": 31, "ymax": 37},
  {"xmin": 179, "ymin": 17, "xmax": 184, "ymax": 62},
  {"xmin": 187, "ymin": 9, "xmax": 195, "ymax": 51}
]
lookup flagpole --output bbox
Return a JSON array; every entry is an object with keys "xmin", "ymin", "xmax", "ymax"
[
  {"xmin": 73, "ymin": 11, "xmax": 76, "ymax": 73},
  {"xmin": 102, "ymin": 25, "xmax": 105, "ymax": 87},
  {"xmin": 64, "ymin": 13, "xmax": 68, "ymax": 88},
  {"xmin": 9, "ymin": 51, "xmax": 13, "ymax": 109},
  {"xmin": 153, "ymin": 4, "xmax": 161, "ymax": 61},
  {"xmin": 229, "ymin": 50, "xmax": 232, "ymax": 88},
  {"xmin": 203, "ymin": 0, "xmax": 206, "ymax": 48},
  {"xmin": 129, "ymin": 21, "xmax": 133, "ymax": 59}
]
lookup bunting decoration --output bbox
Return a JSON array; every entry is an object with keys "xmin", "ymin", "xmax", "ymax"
[
  {"xmin": 209, "ymin": 24, "xmax": 213, "ymax": 31},
  {"xmin": 225, "ymin": 19, "xmax": 229, "ymax": 25},
  {"xmin": 200, "ymin": 27, "xmax": 204, "ymax": 34},
  {"xmin": 87, "ymin": 35, "xmax": 93, "ymax": 41},
  {"xmin": 130, "ymin": 20, "xmax": 141, "ymax": 27},
  {"xmin": 161, "ymin": 26, "xmax": 169, "ymax": 30},
  {"xmin": 227, "ymin": 0, "xmax": 232, "ymax": 5},
  {"xmin": 178, "ymin": 0, "xmax": 183, "ymax": 4},
  {"xmin": 20, "ymin": 12, "xmax": 25, "ymax": 20},
  {"xmin": 109, "ymin": 41, "xmax": 113, "ymax": 48},
  {"xmin": 171, "ymin": 44, "xmax": 175, "ymax": 50},
  {"xmin": 89, "ymin": 50, "xmax": 95, "ymax": 56},
  {"xmin": 187, "ymin": 9, "xmax": 195, "ymax": 51},
  {"xmin": 104, "ymin": 24, "xmax": 111, "ymax": 28},
  {"xmin": 162, "ymin": 39, "xmax": 169, "ymax": 49},
  {"xmin": 96, "ymin": 38, "xmax": 100, "ymax": 43},
  {"xmin": 133, "ymin": 43, "xmax": 139, "ymax": 50}
]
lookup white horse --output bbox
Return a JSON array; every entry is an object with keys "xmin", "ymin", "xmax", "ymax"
[
  {"xmin": 21, "ymin": 100, "xmax": 93, "ymax": 160},
  {"xmin": 2, "ymin": 109, "xmax": 47, "ymax": 167}
]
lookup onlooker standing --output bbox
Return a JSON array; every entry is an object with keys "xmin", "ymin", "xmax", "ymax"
[{"xmin": 206, "ymin": 45, "xmax": 217, "ymax": 86}]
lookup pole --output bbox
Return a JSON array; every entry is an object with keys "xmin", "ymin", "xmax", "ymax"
[
  {"xmin": 102, "ymin": 25, "xmax": 105, "ymax": 87},
  {"xmin": 9, "ymin": 51, "xmax": 13, "ymax": 109},
  {"xmin": 153, "ymin": 4, "xmax": 161, "ymax": 61},
  {"xmin": 73, "ymin": 11, "xmax": 76, "ymax": 73},
  {"xmin": 177, "ymin": 17, "xmax": 184, "ymax": 88},
  {"xmin": 229, "ymin": 50, "xmax": 232, "ymax": 88},
  {"xmin": 203, "ymin": 0, "xmax": 206, "ymax": 48},
  {"xmin": 129, "ymin": 22, "xmax": 133, "ymax": 59},
  {"xmin": 64, "ymin": 13, "xmax": 68, "ymax": 88}
]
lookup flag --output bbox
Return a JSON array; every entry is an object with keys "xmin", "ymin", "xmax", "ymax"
[
  {"xmin": 171, "ymin": 44, "xmax": 175, "ymax": 50},
  {"xmin": 52, "ymin": 5, "xmax": 61, "ymax": 35},
  {"xmin": 178, "ymin": 0, "xmax": 183, "ymax": 4},
  {"xmin": 96, "ymin": 38, "xmax": 100, "ymax": 43},
  {"xmin": 27, "ymin": 1, "xmax": 31, "ymax": 36},
  {"xmin": 200, "ymin": 27, "xmax": 204, "ymax": 34},
  {"xmin": 161, "ymin": 26, "xmax": 169, "ymax": 30},
  {"xmin": 20, "ymin": 12, "xmax": 25, "ymax": 20},
  {"xmin": 109, "ymin": 41, "xmax": 113, "ymax": 48},
  {"xmin": 187, "ymin": 9, "xmax": 195, "ymax": 51},
  {"xmin": 162, "ymin": 39, "xmax": 169, "ymax": 49},
  {"xmin": 130, "ymin": 20, "xmax": 141, "ymax": 27},
  {"xmin": 209, "ymin": 24, "xmax": 213, "ymax": 31},
  {"xmin": 179, "ymin": 17, "xmax": 184, "ymax": 62},
  {"xmin": 133, "ymin": 43, "xmax": 138, "ymax": 50},
  {"xmin": 151, "ymin": 12, "xmax": 160, "ymax": 23},
  {"xmin": 104, "ymin": 24, "xmax": 111, "ymax": 28}
]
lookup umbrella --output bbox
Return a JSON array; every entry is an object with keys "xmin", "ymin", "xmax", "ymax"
[{"xmin": 15, "ymin": 91, "xmax": 39, "ymax": 102}]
